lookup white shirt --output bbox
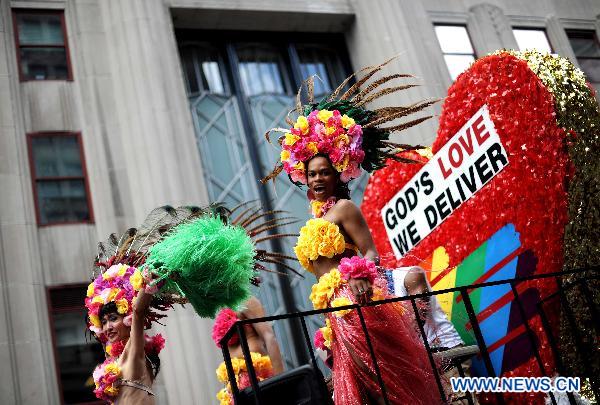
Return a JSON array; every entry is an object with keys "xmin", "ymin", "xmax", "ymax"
[{"xmin": 390, "ymin": 266, "xmax": 464, "ymax": 349}]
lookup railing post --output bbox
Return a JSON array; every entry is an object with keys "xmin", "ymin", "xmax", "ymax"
[
  {"xmin": 509, "ymin": 281, "xmax": 557, "ymax": 405},
  {"xmin": 237, "ymin": 322, "xmax": 263, "ymax": 405},
  {"xmin": 460, "ymin": 287, "xmax": 505, "ymax": 404},
  {"xmin": 222, "ymin": 326, "xmax": 241, "ymax": 399}
]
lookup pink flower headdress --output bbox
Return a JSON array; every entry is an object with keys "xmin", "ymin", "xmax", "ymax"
[{"xmin": 261, "ymin": 57, "xmax": 437, "ymax": 186}]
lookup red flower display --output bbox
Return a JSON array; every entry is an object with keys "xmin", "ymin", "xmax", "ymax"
[{"xmin": 362, "ymin": 53, "xmax": 576, "ymax": 404}]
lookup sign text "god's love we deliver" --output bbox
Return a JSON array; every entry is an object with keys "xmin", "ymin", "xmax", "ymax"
[{"xmin": 381, "ymin": 105, "xmax": 509, "ymax": 259}]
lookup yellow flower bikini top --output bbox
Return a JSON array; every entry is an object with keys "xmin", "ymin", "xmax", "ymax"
[{"xmin": 293, "ymin": 218, "xmax": 359, "ymax": 274}]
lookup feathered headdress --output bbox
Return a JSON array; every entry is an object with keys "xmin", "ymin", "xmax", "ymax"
[
  {"xmin": 261, "ymin": 57, "xmax": 437, "ymax": 186},
  {"xmin": 86, "ymin": 203, "xmax": 298, "ymax": 335}
]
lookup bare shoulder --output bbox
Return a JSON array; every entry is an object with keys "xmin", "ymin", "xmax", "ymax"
[{"xmin": 332, "ymin": 199, "xmax": 361, "ymax": 216}]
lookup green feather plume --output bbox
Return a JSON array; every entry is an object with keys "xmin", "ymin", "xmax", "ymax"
[{"xmin": 144, "ymin": 215, "xmax": 256, "ymax": 318}]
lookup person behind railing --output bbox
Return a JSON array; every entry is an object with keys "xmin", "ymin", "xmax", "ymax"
[
  {"xmin": 388, "ymin": 266, "xmax": 479, "ymax": 404},
  {"xmin": 212, "ymin": 296, "xmax": 284, "ymax": 404}
]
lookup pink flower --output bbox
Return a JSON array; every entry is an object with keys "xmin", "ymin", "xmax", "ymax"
[
  {"xmin": 340, "ymin": 163, "xmax": 362, "ymax": 183},
  {"xmin": 290, "ymin": 170, "xmax": 307, "ymax": 184},
  {"xmin": 238, "ymin": 373, "xmax": 251, "ymax": 390},
  {"xmin": 314, "ymin": 329, "xmax": 325, "ymax": 350},
  {"xmin": 338, "ymin": 256, "xmax": 377, "ymax": 284},
  {"xmin": 307, "ymin": 110, "xmax": 320, "ymax": 125},
  {"xmin": 212, "ymin": 308, "xmax": 240, "ymax": 348}
]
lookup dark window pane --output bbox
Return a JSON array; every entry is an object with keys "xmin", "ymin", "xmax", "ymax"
[
  {"xmin": 567, "ymin": 31, "xmax": 600, "ymax": 58},
  {"xmin": 297, "ymin": 46, "xmax": 341, "ymax": 97},
  {"xmin": 179, "ymin": 45, "xmax": 226, "ymax": 94},
  {"xmin": 237, "ymin": 45, "xmax": 286, "ymax": 96},
  {"xmin": 17, "ymin": 13, "xmax": 64, "ymax": 45},
  {"xmin": 37, "ymin": 180, "xmax": 89, "ymax": 224},
  {"xmin": 19, "ymin": 47, "xmax": 68, "ymax": 80},
  {"xmin": 51, "ymin": 308, "xmax": 104, "ymax": 404},
  {"xmin": 579, "ymin": 58, "xmax": 600, "ymax": 82},
  {"xmin": 567, "ymin": 31, "xmax": 600, "ymax": 83},
  {"xmin": 31, "ymin": 136, "xmax": 83, "ymax": 177}
]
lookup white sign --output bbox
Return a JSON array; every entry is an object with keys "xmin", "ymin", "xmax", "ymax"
[{"xmin": 381, "ymin": 105, "xmax": 509, "ymax": 259}]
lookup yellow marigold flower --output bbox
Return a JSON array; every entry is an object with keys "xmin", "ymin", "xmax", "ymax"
[
  {"xmin": 336, "ymin": 134, "xmax": 350, "ymax": 145},
  {"xmin": 105, "ymin": 362, "xmax": 121, "ymax": 376},
  {"xmin": 107, "ymin": 288, "xmax": 119, "ymax": 303},
  {"xmin": 307, "ymin": 142, "xmax": 318, "ymax": 154},
  {"xmin": 231, "ymin": 358, "xmax": 245, "ymax": 374},
  {"xmin": 280, "ymin": 149, "xmax": 291, "ymax": 162},
  {"xmin": 217, "ymin": 388, "xmax": 232, "ymax": 405},
  {"xmin": 284, "ymin": 133, "xmax": 300, "ymax": 146},
  {"xmin": 310, "ymin": 269, "xmax": 345, "ymax": 309},
  {"xmin": 318, "ymin": 242, "xmax": 335, "ymax": 258},
  {"xmin": 92, "ymin": 295, "xmax": 104, "ymax": 305},
  {"xmin": 294, "ymin": 219, "xmax": 346, "ymax": 273},
  {"xmin": 341, "ymin": 114, "xmax": 355, "ymax": 129},
  {"xmin": 105, "ymin": 345, "xmax": 112, "ymax": 356},
  {"xmin": 115, "ymin": 298, "xmax": 129, "ymax": 314},
  {"xmin": 333, "ymin": 156, "xmax": 349, "ymax": 172},
  {"xmin": 89, "ymin": 314, "xmax": 101, "ymax": 328},
  {"xmin": 317, "ymin": 109, "xmax": 333, "ymax": 123},
  {"xmin": 254, "ymin": 354, "xmax": 272, "ymax": 372},
  {"xmin": 117, "ymin": 264, "xmax": 128, "ymax": 277},
  {"xmin": 321, "ymin": 319, "xmax": 333, "ymax": 348},
  {"xmin": 310, "ymin": 200, "xmax": 325, "ymax": 217},
  {"xmin": 325, "ymin": 124, "xmax": 337, "ymax": 136},
  {"xmin": 86, "ymin": 282, "xmax": 95, "ymax": 297},
  {"xmin": 104, "ymin": 386, "xmax": 118, "ymax": 396},
  {"xmin": 331, "ymin": 297, "xmax": 353, "ymax": 317},
  {"xmin": 216, "ymin": 362, "xmax": 229, "ymax": 383},
  {"xmin": 294, "ymin": 116, "xmax": 309, "ymax": 135},
  {"xmin": 129, "ymin": 269, "xmax": 144, "ymax": 291},
  {"xmin": 293, "ymin": 161, "xmax": 304, "ymax": 171}
]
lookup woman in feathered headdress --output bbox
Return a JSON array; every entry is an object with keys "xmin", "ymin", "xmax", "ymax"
[
  {"xmin": 262, "ymin": 58, "xmax": 443, "ymax": 404},
  {"xmin": 86, "ymin": 204, "xmax": 297, "ymax": 404}
]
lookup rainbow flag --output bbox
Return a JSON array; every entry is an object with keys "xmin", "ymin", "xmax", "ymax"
[{"xmin": 420, "ymin": 224, "xmax": 540, "ymax": 376}]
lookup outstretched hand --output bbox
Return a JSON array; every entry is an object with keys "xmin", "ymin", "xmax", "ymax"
[{"xmin": 348, "ymin": 278, "xmax": 373, "ymax": 305}]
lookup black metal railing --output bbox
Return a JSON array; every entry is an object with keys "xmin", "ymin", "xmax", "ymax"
[{"xmin": 220, "ymin": 266, "xmax": 599, "ymax": 405}]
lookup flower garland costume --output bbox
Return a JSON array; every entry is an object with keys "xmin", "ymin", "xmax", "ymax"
[
  {"xmin": 87, "ymin": 204, "xmax": 296, "ymax": 402},
  {"xmin": 212, "ymin": 308, "xmax": 274, "ymax": 405}
]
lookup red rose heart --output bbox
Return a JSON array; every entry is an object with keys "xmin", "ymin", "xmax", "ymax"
[{"xmin": 361, "ymin": 51, "xmax": 598, "ymax": 403}]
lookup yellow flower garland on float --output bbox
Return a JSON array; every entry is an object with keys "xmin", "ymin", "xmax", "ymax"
[
  {"xmin": 294, "ymin": 218, "xmax": 346, "ymax": 273},
  {"xmin": 215, "ymin": 352, "xmax": 273, "ymax": 404}
]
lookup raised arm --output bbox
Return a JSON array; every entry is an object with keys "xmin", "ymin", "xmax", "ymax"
[
  {"xmin": 129, "ymin": 289, "xmax": 153, "ymax": 362},
  {"xmin": 242, "ymin": 296, "xmax": 284, "ymax": 374}
]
